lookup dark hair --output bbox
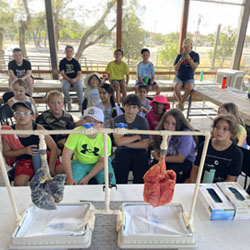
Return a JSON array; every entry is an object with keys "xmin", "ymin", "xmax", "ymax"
[
  {"xmin": 99, "ymin": 83, "xmax": 117, "ymax": 118},
  {"xmin": 218, "ymin": 102, "xmax": 243, "ymax": 125},
  {"xmin": 13, "ymin": 48, "xmax": 22, "ymax": 53},
  {"xmin": 123, "ymin": 94, "xmax": 141, "ymax": 107},
  {"xmin": 153, "ymin": 108, "xmax": 195, "ymax": 149},
  {"xmin": 138, "ymin": 84, "xmax": 149, "ymax": 92},
  {"xmin": 213, "ymin": 114, "xmax": 238, "ymax": 140},
  {"xmin": 141, "ymin": 48, "xmax": 150, "ymax": 54},
  {"xmin": 114, "ymin": 48, "xmax": 123, "ymax": 56},
  {"xmin": 65, "ymin": 45, "xmax": 74, "ymax": 50}
]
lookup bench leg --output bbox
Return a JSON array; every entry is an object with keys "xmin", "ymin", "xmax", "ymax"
[{"xmin": 186, "ymin": 94, "xmax": 192, "ymax": 119}]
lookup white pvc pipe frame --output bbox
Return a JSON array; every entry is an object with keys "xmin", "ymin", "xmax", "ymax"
[{"xmin": 0, "ymin": 128, "xmax": 210, "ymax": 228}]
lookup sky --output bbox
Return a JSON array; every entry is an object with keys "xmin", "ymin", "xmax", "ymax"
[
  {"xmin": 139, "ymin": 0, "xmax": 244, "ymax": 35},
  {"xmin": 24, "ymin": 0, "xmax": 246, "ymax": 35}
]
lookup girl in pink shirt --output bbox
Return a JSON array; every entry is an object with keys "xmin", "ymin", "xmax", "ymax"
[{"xmin": 146, "ymin": 95, "xmax": 170, "ymax": 130}]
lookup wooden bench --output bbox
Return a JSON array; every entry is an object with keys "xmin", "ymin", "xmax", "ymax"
[{"xmin": 0, "ymin": 78, "xmax": 218, "ymax": 104}]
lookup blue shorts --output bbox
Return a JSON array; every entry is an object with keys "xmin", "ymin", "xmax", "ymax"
[
  {"xmin": 71, "ymin": 158, "xmax": 116, "ymax": 184},
  {"xmin": 111, "ymin": 79, "xmax": 125, "ymax": 85},
  {"xmin": 173, "ymin": 76, "xmax": 194, "ymax": 85},
  {"xmin": 136, "ymin": 78, "xmax": 157, "ymax": 86}
]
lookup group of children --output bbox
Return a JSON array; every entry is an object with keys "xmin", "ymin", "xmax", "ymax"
[{"xmin": 2, "ymin": 42, "xmax": 245, "ymax": 187}]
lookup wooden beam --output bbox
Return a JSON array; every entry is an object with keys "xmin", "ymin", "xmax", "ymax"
[
  {"xmin": 45, "ymin": 0, "xmax": 58, "ymax": 80},
  {"xmin": 179, "ymin": 0, "xmax": 190, "ymax": 53},
  {"xmin": 231, "ymin": 0, "xmax": 250, "ymax": 70},
  {"xmin": 116, "ymin": 0, "xmax": 123, "ymax": 49}
]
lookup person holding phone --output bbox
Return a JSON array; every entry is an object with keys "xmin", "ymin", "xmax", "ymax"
[{"xmin": 173, "ymin": 38, "xmax": 200, "ymax": 111}]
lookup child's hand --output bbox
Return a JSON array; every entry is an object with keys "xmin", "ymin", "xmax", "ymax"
[
  {"xmin": 66, "ymin": 177, "xmax": 77, "ymax": 185},
  {"xmin": 24, "ymin": 145, "xmax": 39, "ymax": 156},
  {"xmin": 78, "ymin": 176, "xmax": 90, "ymax": 185}
]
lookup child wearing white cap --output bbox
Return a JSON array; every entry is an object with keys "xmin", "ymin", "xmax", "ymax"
[
  {"xmin": 62, "ymin": 107, "xmax": 116, "ymax": 185},
  {"xmin": 83, "ymin": 72, "xmax": 103, "ymax": 109}
]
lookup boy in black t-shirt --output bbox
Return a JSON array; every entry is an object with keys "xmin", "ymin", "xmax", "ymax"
[
  {"xmin": 112, "ymin": 94, "xmax": 150, "ymax": 184},
  {"xmin": 8, "ymin": 48, "xmax": 33, "ymax": 95},
  {"xmin": 59, "ymin": 45, "xmax": 83, "ymax": 111}
]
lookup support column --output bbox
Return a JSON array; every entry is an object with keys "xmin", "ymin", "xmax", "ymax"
[
  {"xmin": 116, "ymin": 0, "xmax": 123, "ymax": 49},
  {"xmin": 231, "ymin": 0, "xmax": 250, "ymax": 70},
  {"xmin": 179, "ymin": 0, "xmax": 190, "ymax": 53},
  {"xmin": 45, "ymin": 0, "xmax": 58, "ymax": 79}
]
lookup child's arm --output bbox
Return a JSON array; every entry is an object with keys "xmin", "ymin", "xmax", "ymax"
[
  {"xmin": 187, "ymin": 165, "xmax": 199, "ymax": 183},
  {"xmin": 62, "ymin": 147, "xmax": 77, "ymax": 185},
  {"xmin": 78, "ymin": 157, "xmax": 105, "ymax": 185},
  {"xmin": 38, "ymin": 125, "xmax": 59, "ymax": 176},
  {"xmin": 21, "ymin": 70, "xmax": 32, "ymax": 81},
  {"xmin": 124, "ymin": 138, "xmax": 150, "ymax": 149},
  {"xmin": 8, "ymin": 69, "xmax": 17, "ymax": 81},
  {"xmin": 7, "ymin": 99, "xmax": 14, "ymax": 110},
  {"xmin": 165, "ymin": 153, "xmax": 186, "ymax": 163},
  {"xmin": 224, "ymin": 175, "xmax": 237, "ymax": 182},
  {"xmin": 2, "ymin": 139, "xmax": 38, "ymax": 158},
  {"xmin": 30, "ymin": 97, "xmax": 38, "ymax": 117},
  {"xmin": 113, "ymin": 134, "xmax": 142, "ymax": 147},
  {"xmin": 72, "ymin": 70, "xmax": 82, "ymax": 83}
]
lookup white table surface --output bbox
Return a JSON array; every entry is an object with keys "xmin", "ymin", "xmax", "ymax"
[{"xmin": 0, "ymin": 184, "xmax": 249, "ymax": 250}]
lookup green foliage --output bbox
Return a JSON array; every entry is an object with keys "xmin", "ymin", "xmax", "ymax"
[
  {"xmin": 121, "ymin": 1, "xmax": 145, "ymax": 64},
  {"xmin": 208, "ymin": 26, "xmax": 236, "ymax": 66},
  {"xmin": 158, "ymin": 32, "xmax": 179, "ymax": 66}
]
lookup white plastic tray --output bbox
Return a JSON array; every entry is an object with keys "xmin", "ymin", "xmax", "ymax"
[
  {"xmin": 9, "ymin": 202, "xmax": 94, "ymax": 249},
  {"xmin": 118, "ymin": 202, "xmax": 196, "ymax": 249}
]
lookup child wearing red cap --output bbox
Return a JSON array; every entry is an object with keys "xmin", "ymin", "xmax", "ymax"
[{"xmin": 146, "ymin": 95, "xmax": 170, "ymax": 130}]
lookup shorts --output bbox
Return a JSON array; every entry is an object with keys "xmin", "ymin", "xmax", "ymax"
[
  {"xmin": 111, "ymin": 79, "xmax": 125, "ymax": 85},
  {"xmin": 71, "ymin": 158, "xmax": 116, "ymax": 184},
  {"xmin": 14, "ymin": 151, "xmax": 62, "ymax": 178},
  {"xmin": 173, "ymin": 76, "xmax": 194, "ymax": 85},
  {"xmin": 136, "ymin": 78, "xmax": 157, "ymax": 86}
]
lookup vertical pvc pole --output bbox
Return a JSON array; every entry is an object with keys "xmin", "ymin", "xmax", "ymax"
[
  {"xmin": 0, "ymin": 153, "xmax": 21, "ymax": 222},
  {"xmin": 188, "ymin": 133, "xmax": 210, "ymax": 221},
  {"xmin": 103, "ymin": 132, "xmax": 110, "ymax": 212}
]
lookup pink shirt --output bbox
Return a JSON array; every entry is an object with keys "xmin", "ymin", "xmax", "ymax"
[{"xmin": 146, "ymin": 110, "xmax": 161, "ymax": 130}]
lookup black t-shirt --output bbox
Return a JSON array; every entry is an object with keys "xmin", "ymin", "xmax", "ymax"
[
  {"xmin": 195, "ymin": 139, "xmax": 243, "ymax": 182},
  {"xmin": 112, "ymin": 114, "xmax": 149, "ymax": 150},
  {"xmin": 59, "ymin": 58, "xmax": 81, "ymax": 79},
  {"xmin": 12, "ymin": 123, "xmax": 39, "ymax": 160},
  {"xmin": 8, "ymin": 59, "xmax": 32, "ymax": 78},
  {"xmin": 174, "ymin": 51, "xmax": 200, "ymax": 81}
]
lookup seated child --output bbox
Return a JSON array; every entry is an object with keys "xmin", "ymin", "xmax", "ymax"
[
  {"xmin": 137, "ymin": 85, "xmax": 151, "ymax": 118},
  {"xmin": 105, "ymin": 48, "xmax": 129, "ymax": 105},
  {"xmin": 8, "ymin": 79, "xmax": 38, "ymax": 117},
  {"xmin": 188, "ymin": 114, "xmax": 243, "ymax": 183},
  {"xmin": 112, "ymin": 94, "xmax": 150, "ymax": 184},
  {"xmin": 218, "ymin": 102, "xmax": 247, "ymax": 148},
  {"xmin": 62, "ymin": 107, "xmax": 116, "ymax": 185},
  {"xmin": 36, "ymin": 90, "xmax": 76, "ymax": 151},
  {"xmin": 8, "ymin": 48, "xmax": 33, "ymax": 95},
  {"xmin": 2, "ymin": 101, "xmax": 62, "ymax": 186},
  {"xmin": 151, "ymin": 109, "xmax": 196, "ymax": 183},
  {"xmin": 135, "ymin": 48, "xmax": 160, "ymax": 95},
  {"xmin": 146, "ymin": 95, "xmax": 170, "ymax": 130},
  {"xmin": 83, "ymin": 72, "xmax": 103, "ymax": 109}
]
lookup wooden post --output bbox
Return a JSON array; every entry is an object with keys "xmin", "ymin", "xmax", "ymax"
[
  {"xmin": 116, "ymin": 0, "xmax": 123, "ymax": 49},
  {"xmin": 231, "ymin": 0, "xmax": 250, "ymax": 70},
  {"xmin": 179, "ymin": 0, "xmax": 190, "ymax": 53},
  {"xmin": 45, "ymin": 0, "xmax": 58, "ymax": 80}
]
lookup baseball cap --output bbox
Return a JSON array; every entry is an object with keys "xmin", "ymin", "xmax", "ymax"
[
  {"xmin": 83, "ymin": 107, "xmax": 104, "ymax": 123},
  {"xmin": 149, "ymin": 95, "xmax": 170, "ymax": 110},
  {"xmin": 84, "ymin": 72, "xmax": 102, "ymax": 86},
  {"xmin": 12, "ymin": 101, "xmax": 33, "ymax": 113}
]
